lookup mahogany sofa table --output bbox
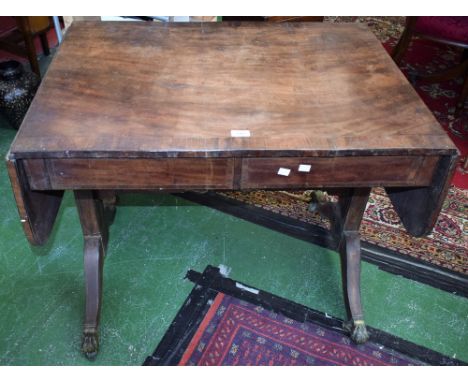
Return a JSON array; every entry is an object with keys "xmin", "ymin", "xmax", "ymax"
[{"xmin": 6, "ymin": 21, "xmax": 458, "ymax": 359}]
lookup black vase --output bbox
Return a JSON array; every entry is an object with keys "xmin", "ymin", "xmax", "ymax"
[{"xmin": 0, "ymin": 60, "xmax": 40, "ymax": 129}]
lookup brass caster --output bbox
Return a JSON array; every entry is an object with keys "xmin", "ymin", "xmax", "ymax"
[
  {"xmin": 344, "ymin": 319, "xmax": 370, "ymax": 344},
  {"xmin": 82, "ymin": 331, "xmax": 99, "ymax": 360}
]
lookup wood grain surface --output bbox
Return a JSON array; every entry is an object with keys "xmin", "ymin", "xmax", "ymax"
[{"xmin": 9, "ymin": 21, "xmax": 457, "ymax": 159}]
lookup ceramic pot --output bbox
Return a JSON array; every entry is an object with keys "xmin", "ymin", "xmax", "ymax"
[{"xmin": 0, "ymin": 60, "xmax": 40, "ymax": 129}]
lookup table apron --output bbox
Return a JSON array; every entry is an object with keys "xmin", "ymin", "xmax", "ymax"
[{"xmin": 22, "ymin": 155, "xmax": 440, "ymax": 191}]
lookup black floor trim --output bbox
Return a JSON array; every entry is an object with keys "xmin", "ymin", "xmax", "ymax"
[
  {"xmin": 143, "ymin": 269, "xmax": 218, "ymax": 366},
  {"xmin": 144, "ymin": 266, "xmax": 466, "ymax": 366},
  {"xmin": 177, "ymin": 192, "xmax": 468, "ymax": 298}
]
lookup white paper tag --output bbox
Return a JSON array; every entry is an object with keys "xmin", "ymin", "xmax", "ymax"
[
  {"xmin": 230, "ymin": 130, "xmax": 251, "ymax": 137},
  {"xmin": 235, "ymin": 282, "xmax": 259, "ymax": 295},
  {"xmin": 298, "ymin": 164, "xmax": 311, "ymax": 173},
  {"xmin": 277, "ymin": 167, "xmax": 291, "ymax": 176}
]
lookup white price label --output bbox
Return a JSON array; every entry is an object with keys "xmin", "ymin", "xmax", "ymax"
[
  {"xmin": 277, "ymin": 168, "xmax": 291, "ymax": 176},
  {"xmin": 230, "ymin": 130, "xmax": 251, "ymax": 137},
  {"xmin": 298, "ymin": 164, "xmax": 311, "ymax": 173}
]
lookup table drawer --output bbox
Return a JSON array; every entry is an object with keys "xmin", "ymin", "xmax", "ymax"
[
  {"xmin": 240, "ymin": 156, "xmax": 439, "ymax": 189},
  {"xmin": 24, "ymin": 158, "xmax": 235, "ymax": 190}
]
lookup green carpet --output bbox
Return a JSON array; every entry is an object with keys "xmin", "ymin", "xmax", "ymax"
[{"xmin": 0, "ymin": 124, "xmax": 467, "ymax": 365}]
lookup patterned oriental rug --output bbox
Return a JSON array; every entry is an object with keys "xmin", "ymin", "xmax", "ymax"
[
  {"xmin": 206, "ymin": 17, "xmax": 468, "ymax": 290},
  {"xmin": 143, "ymin": 266, "xmax": 464, "ymax": 366},
  {"xmin": 179, "ymin": 293, "xmax": 418, "ymax": 366}
]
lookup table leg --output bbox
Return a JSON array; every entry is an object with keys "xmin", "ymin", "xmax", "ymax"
[
  {"xmin": 310, "ymin": 187, "xmax": 371, "ymax": 343},
  {"xmin": 337, "ymin": 188, "xmax": 371, "ymax": 343},
  {"xmin": 74, "ymin": 190, "xmax": 109, "ymax": 360}
]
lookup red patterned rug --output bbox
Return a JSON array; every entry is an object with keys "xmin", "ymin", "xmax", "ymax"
[
  {"xmin": 179, "ymin": 293, "xmax": 421, "ymax": 366},
  {"xmin": 144, "ymin": 266, "xmax": 464, "ymax": 366}
]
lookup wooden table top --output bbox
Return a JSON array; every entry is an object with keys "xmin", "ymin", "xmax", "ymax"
[{"xmin": 9, "ymin": 21, "xmax": 457, "ymax": 159}]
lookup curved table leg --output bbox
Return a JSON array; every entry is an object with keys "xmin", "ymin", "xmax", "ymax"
[
  {"xmin": 75, "ymin": 190, "xmax": 109, "ymax": 360},
  {"xmin": 82, "ymin": 236, "xmax": 105, "ymax": 359},
  {"xmin": 311, "ymin": 188, "xmax": 371, "ymax": 344},
  {"xmin": 341, "ymin": 231, "xmax": 369, "ymax": 344},
  {"xmin": 337, "ymin": 188, "xmax": 371, "ymax": 344}
]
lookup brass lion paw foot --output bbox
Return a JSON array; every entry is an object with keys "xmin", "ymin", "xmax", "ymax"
[
  {"xmin": 343, "ymin": 319, "xmax": 370, "ymax": 344},
  {"xmin": 82, "ymin": 331, "xmax": 99, "ymax": 360}
]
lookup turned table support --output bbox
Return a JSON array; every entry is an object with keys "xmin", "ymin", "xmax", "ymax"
[
  {"xmin": 74, "ymin": 190, "xmax": 115, "ymax": 359},
  {"xmin": 310, "ymin": 187, "xmax": 371, "ymax": 343}
]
